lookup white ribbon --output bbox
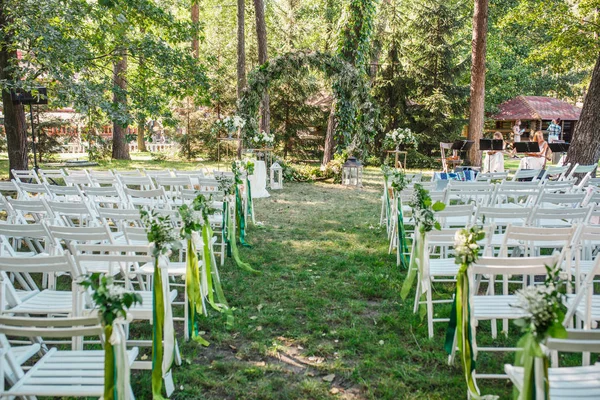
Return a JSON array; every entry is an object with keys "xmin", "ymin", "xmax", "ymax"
[
  {"xmin": 110, "ymin": 314, "xmax": 133, "ymax": 400},
  {"xmin": 419, "ymin": 233, "xmax": 430, "ymax": 295}
]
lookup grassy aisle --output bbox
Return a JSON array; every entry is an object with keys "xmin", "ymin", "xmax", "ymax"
[{"xmin": 133, "ymin": 168, "xmax": 511, "ymax": 399}]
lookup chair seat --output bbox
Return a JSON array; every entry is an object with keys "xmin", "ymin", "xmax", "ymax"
[
  {"xmin": 429, "ymin": 259, "xmax": 460, "ymax": 276},
  {"xmin": 472, "ymin": 295, "xmax": 528, "ymax": 320},
  {"xmin": 11, "ymin": 343, "xmax": 41, "ymax": 366},
  {"xmin": 505, "ymin": 363, "xmax": 600, "ymax": 399},
  {"xmin": 5, "ymin": 290, "xmax": 75, "ymax": 315},
  {"xmin": 5, "ymin": 347, "xmax": 138, "ymax": 397}
]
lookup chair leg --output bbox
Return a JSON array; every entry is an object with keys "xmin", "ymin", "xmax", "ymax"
[{"xmin": 427, "ymin": 285, "xmax": 434, "ymax": 338}]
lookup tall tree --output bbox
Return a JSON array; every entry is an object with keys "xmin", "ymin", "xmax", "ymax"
[
  {"xmin": 467, "ymin": 0, "xmax": 489, "ymax": 166},
  {"xmin": 566, "ymin": 54, "xmax": 600, "ymax": 167},
  {"xmin": 237, "ymin": 0, "xmax": 246, "ymax": 99},
  {"xmin": 0, "ymin": 0, "xmax": 28, "ymax": 174},
  {"xmin": 254, "ymin": 0, "xmax": 270, "ymax": 134},
  {"xmin": 111, "ymin": 48, "xmax": 130, "ymax": 160},
  {"xmin": 323, "ymin": 0, "xmax": 377, "ymax": 166},
  {"xmin": 191, "ymin": 1, "xmax": 200, "ymax": 59}
]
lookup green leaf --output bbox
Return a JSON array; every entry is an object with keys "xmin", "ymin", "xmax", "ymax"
[{"xmin": 431, "ymin": 201, "xmax": 445, "ymax": 212}]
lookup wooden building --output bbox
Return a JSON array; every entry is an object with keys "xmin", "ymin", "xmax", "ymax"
[{"xmin": 489, "ymin": 96, "xmax": 581, "ymax": 142}]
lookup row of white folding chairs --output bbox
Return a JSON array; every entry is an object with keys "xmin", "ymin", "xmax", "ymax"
[{"xmin": 413, "ymin": 223, "xmax": 600, "ymax": 338}]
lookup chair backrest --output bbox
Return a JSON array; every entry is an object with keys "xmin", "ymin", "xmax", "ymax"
[
  {"xmin": 37, "ymin": 168, "xmax": 67, "ymax": 185},
  {"xmin": 0, "ymin": 181, "xmax": 18, "ymax": 199},
  {"xmin": 493, "ymin": 182, "xmax": 542, "ymax": 206},
  {"xmin": 71, "ymin": 243, "xmax": 154, "ymax": 277},
  {"xmin": 63, "ymin": 169, "xmax": 93, "ymax": 186},
  {"xmin": 83, "ymin": 186, "xmax": 127, "ymax": 209},
  {"xmin": 117, "ymin": 175, "xmax": 155, "ymax": 191},
  {"xmin": 540, "ymin": 179, "xmax": 575, "ymax": 193},
  {"xmin": 535, "ymin": 191, "xmax": 586, "ymax": 208},
  {"xmin": 528, "ymin": 206, "xmax": 591, "ymax": 227},
  {"xmin": 434, "ymin": 204, "xmax": 475, "ymax": 228},
  {"xmin": 45, "ymin": 200, "xmax": 98, "ymax": 227},
  {"xmin": 0, "ymin": 223, "xmax": 53, "ymax": 256},
  {"xmin": 475, "ymin": 171, "xmax": 508, "ymax": 182},
  {"xmin": 14, "ymin": 181, "xmax": 50, "ymax": 199},
  {"xmin": 541, "ymin": 163, "xmax": 571, "ymax": 181},
  {"xmin": 123, "ymin": 225, "xmax": 150, "ymax": 245},
  {"xmin": 144, "ymin": 169, "xmax": 173, "ymax": 179},
  {"xmin": 474, "ymin": 206, "xmax": 532, "ymax": 228},
  {"xmin": 500, "ymin": 224, "xmax": 577, "ymax": 258},
  {"xmin": 511, "ymin": 168, "xmax": 542, "ymax": 182},
  {"xmin": 10, "ymin": 169, "xmax": 40, "ymax": 184},
  {"xmin": 46, "ymin": 184, "xmax": 85, "ymax": 202},
  {"xmin": 0, "ymin": 252, "xmax": 79, "ymax": 275},
  {"xmin": 46, "ymin": 224, "xmax": 114, "ymax": 253},
  {"xmin": 123, "ymin": 187, "xmax": 170, "ymax": 210},
  {"xmin": 113, "ymin": 169, "xmax": 144, "ymax": 177},
  {"xmin": 446, "ymin": 181, "xmax": 495, "ymax": 206},
  {"xmin": 6, "ymin": 198, "xmax": 54, "ymax": 224},
  {"xmin": 155, "ymin": 176, "xmax": 192, "ymax": 204},
  {"xmin": 0, "ymin": 315, "xmax": 102, "ymax": 339}
]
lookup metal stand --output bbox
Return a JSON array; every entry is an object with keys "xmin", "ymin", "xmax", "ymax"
[{"xmin": 217, "ymin": 138, "xmax": 242, "ymax": 170}]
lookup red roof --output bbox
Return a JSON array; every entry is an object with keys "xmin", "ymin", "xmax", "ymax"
[{"xmin": 490, "ymin": 96, "xmax": 581, "ymax": 121}]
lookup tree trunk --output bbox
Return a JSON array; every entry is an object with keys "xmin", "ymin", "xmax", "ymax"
[
  {"xmin": 466, "ymin": 0, "xmax": 489, "ymax": 167},
  {"xmin": 254, "ymin": 0, "xmax": 270, "ymax": 134},
  {"xmin": 322, "ymin": 105, "xmax": 336, "ymax": 166},
  {"xmin": 191, "ymin": 1, "xmax": 200, "ymax": 59},
  {"xmin": 237, "ymin": 0, "xmax": 246, "ymax": 99},
  {"xmin": 137, "ymin": 120, "xmax": 146, "ymax": 152},
  {"xmin": 0, "ymin": 3, "xmax": 28, "ymax": 176},
  {"xmin": 111, "ymin": 50, "xmax": 131, "ymax": 160},
  {"xmin": 566, "ymin": 54, "xmax": 600, "ymax": 167}
]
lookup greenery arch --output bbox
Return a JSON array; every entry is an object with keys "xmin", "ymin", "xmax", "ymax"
[{"xmin": 238, "ymin": 51, "xmax": 376, "ymax": 153}]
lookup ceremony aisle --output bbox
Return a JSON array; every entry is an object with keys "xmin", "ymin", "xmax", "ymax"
[{"xmin": 130, "ymin": 168, "xmax": 511, "ymax": 399}]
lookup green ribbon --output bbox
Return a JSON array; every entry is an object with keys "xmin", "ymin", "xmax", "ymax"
[
  {"xmin": 401, "ymin": 230, "xmax": 423, "ymax": 299},
  {"xmin": 246, "ymin": 177, "xmax": 254, "ymax": 224},
  {"xmin": 201, "ymin": 224, "xmax": 234, "ymax": 327},
  {"xmin": 152, "ymin": 257, "xmax": 172, "ymax": 400},
  {"xmin": 222, "ymin": 201, "xmax": 232, "ymax": 258},
  {"xmin": 444, "ymin": 262, "xmax": 482, "ymax": 399},
  {"xmin": 514, "ymin": 333, "xmax": 549, "ymax": 400},
  {"xmin": 384, "ymin": 176, "xmax": 391, "ymax": 232},
  {"xmin": 235, "ymin": 186, "xmax": 250, "ymax": 247},
  {"xmin": 396, "ymin": 196, "xmax": 409, "ymax": 269},
  {"xmin": 227, "ymin": 201, "xmax": 260, "ymax": 274},
  {"xmin": 186, "ymin": 238, "xmax": 209, "ymax": 346},
  {"xmin": 103, "ymin": 324, "xmax": 116, "ymax": 400}
]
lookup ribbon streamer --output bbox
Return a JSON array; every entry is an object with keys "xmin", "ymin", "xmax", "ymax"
[
  {"xmin": 246, "ymin": 177, "xmax": 255, "ymax": 224},
  {"xmin": 235, "ymin": 186, "xmax": 250, "ymax": 247},
  {"xmin": 396, "ymin": 196, "xmax": 409, "ymax": 269},
  {"xmin": 152, "ymin": 255, "xmax": 176, "ymax": 399},
  {"xmin": 514, "ymin": 333, "xmax": 549, "ymax": 400},
  {"xmin": 186, "ymin": 237, "xmax": 209, "ymax": 346},
  {"xmin": 400, "ymin": 230, "xmax": 426, "ymax": 305},
  {"xmin": 444, "ymin": 263, "xmax": 493, "ymax": 400}
]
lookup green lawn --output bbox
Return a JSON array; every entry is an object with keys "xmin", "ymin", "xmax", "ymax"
[{"xmin": 123, "ymin": 166, "xmax": 516, "ymax": 399}]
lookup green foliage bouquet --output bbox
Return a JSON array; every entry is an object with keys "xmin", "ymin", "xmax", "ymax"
[
  {"xmin": 385, "ymin": 127, "xmax": 418, "ymax": 150},
  {"xmin": 250, "ymin": 130, "xmax": 275, "ymax": 148},
  {"xmin": 511, "ymin": 265, "xmax": 567, "ymax": 400}
]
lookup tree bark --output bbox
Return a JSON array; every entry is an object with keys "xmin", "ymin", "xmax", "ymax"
[
  {"xmin": 191, "ymin": 1, "xmax": 200, "ymax": 59},
  {"xmin": 566, "ymin": 54, "xmax": 600, "ymax": 167},
  {"xmin": 322, "ymin": 106, "xmax": 336, "ymax": 166},
  {"xmin": 111, "ymin": 50, "xmax": 131, "ymax": 160},
  {"xmin": 253, "ymin": 0, "xmax": 270, "ymax": 134},
  {"xmin": 237, "ymin": 0, "xmax": 246, "ymax": 99},
  {"xmin": 137, "ymin": 120, "xmax": 146, "ymax": 152},
  {"xmin": 466, "ymin": 0, "xmax": 489, "ymax": 167},
  {"xmin": 0, "ymin": 2, "xmax": 28, "ymax": 176}
]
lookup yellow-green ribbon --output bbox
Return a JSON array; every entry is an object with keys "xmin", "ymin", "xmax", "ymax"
[
  {"xmin": 103, "ymin": 324, "xmax": 116, "ymax": 400},
  {"xmin": 151, "ymin": 256, "xmax": 174, "ymax": 399},
  {"xmin": 514, "ymin": 333, "xmax": 549, "ymax": 400},
  {"xmin": 186, "ymin": 238, "xmax": 209, "ymax": 346}
]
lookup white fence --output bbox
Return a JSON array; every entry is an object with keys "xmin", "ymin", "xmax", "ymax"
[{"xmin": 61, "ymin": 142, "xmax": 178, "ymax": 154}]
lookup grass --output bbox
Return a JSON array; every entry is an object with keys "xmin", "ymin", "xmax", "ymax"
[
  {"xmin": 120, "ymin": 165, "xmax": 518, "ymax": 399},
  {"xmin": 2, "ymin": 153, "xmax": 557, "ymax": 399}
]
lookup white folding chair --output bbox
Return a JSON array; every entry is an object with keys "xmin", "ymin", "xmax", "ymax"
[
  {"xmin": 14, "ymin": 181, "xmax": 51, "ymax": 200},
  {"xmin": 123, "ymin": 187, "xmax": 170, "ymax": 210},
  {"xmin": 434, "ymin": 204, "xmax": 475, "ymax": 228},
  {"xmin": 37, "ymin": 168, "xmax": 67, "ymax": 186},
  {"xmin": 528, "ymin": 206, "xmax": 591, "ymax": 227},
  {"xmin": 541, "ymin": 163, "xmax": 571, "ymax": 181},
  {"xmin": 566, "ymin": 164, "xmax": 597, "ymax": 189},
  {"xmin": 10, "ymin": 170, "xmax": 40, "ymax": 184},
  {"xmin": 6, "ymin": 198, "xmax": 54, "ymax": 224}
]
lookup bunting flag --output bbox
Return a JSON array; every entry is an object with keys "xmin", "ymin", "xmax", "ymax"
[
  {"xmin": 152, "ymin": 256, "xmax": 176, "ymax": 399},
  {"xmin": 396, "ymin": 196, "xmax": 409, "ymax": 269}
]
